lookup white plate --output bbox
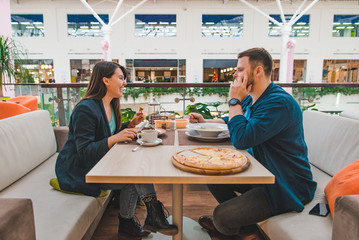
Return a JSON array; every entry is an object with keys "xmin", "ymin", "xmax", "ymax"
[
  {"xmin": 185, "ymin": 129, "xmax": 230, "ymax": 142},
  {"xmin": 136, "ymin": 138, "xmax": 162, "ymax": 146}
]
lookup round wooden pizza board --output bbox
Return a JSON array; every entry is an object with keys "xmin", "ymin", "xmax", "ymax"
[{"xmin": 171, "ymin": 157, "xmax": 251, "ymax": 175}]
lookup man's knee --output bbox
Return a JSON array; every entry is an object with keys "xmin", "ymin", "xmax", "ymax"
[{"xmin": 213, "ymin": 205, "xmax": 234, "ymax": 235}]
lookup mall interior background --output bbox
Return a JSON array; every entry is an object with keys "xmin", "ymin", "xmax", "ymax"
[{"xmin": 8, "ymin": 0, "xmax": 359, "ymax": 85}]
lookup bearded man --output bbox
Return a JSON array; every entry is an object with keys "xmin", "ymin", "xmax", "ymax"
[{"xmin": 189, "ymin": 48, "xmax": 317, "ymax": 240}]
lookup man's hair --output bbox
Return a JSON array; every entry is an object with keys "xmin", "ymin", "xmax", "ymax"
[{"xmin": 238, "ymin": 48, "xmax": 273, "ymax": 77}]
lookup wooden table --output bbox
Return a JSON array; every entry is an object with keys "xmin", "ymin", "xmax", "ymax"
[{"xmin": 86, "ymin": 130, "xmax": 274, "ymax": 240}]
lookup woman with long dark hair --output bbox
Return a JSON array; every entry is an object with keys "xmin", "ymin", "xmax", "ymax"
[{"xmin": 55, "ymin": 61, "xmax": 177, "ymax": 238}]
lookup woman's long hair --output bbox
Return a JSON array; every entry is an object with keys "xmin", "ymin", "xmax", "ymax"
[{"xmin": 76, "ymin": 61, "xmax": 127, "ymax": 133}]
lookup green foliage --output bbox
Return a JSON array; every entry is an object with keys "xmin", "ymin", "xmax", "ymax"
[
  {"xmin": 301, "ymin": 103, "xmax": 319, "ymax": 112},
  {"xmin": 185, "ymin": 103, "xmax": 213, "ymax": 119},
  {"xmin": 293, "ymin": 87, "xmax": 359, "ymax": 99},
  {"xmin": 16, "ymin": 68, "xmax": 34, "ymax": 83},
  {"xmin": 0, "ymin": 36, "xmax": 26, "ymax": 96},
  {"xmin": 122, "ymin": 87, "xmax": 229, "ymax": 101},
  {"xmin": 206, "ymin": 101, "xmax": 226, "ymax": 117},
  {"xmin": 42, "ymin": 103, "xmax": 56, "ymax": 126},
  {"xmin": 121, "ymin": 108, "xmax": 136, "ymax": 122}
]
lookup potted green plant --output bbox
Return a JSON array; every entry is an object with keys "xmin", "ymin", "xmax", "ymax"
[{"xmin": 0, "ymin": 35, "xmax": 25, "ymax": 97}]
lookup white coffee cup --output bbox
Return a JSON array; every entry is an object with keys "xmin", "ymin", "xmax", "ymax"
[{"xmin": 137, "ymin": 130, "xmax": 158, "ymax": 143}]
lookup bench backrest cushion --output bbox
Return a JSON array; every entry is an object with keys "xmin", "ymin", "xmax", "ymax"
[
  {"xmin": 303, "ymin": 110, "xmax": 359, "ymax": 177},
  {"xmin": 0, "ymin": 110, "xmax": 56, "ymax": 191}
]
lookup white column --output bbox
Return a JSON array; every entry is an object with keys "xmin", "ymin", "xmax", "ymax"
[
  {"xmin": 102, "ymin": 25, "xmax": 112, "ymax": 61},
  {"xmin": 279, "ymin": 24, "xmax": 291, "ymax": 83}
]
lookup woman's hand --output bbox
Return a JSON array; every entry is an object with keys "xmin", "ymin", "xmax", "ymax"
[
  {"xmin": 189, "ymin": 113, "xmax": 205, "ymax": 123},
  {"xmin": 108, "ymin": 128, "xmax": 137, "ymax": 148},
  {"xmin": 128, "ymin": 112, "xmax": 145, "ymax": 128}
]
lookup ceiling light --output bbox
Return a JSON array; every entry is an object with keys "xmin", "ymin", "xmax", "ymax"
[{"xmin": 206, "ymin": 22, "xmax": 215, "ymax": 25}]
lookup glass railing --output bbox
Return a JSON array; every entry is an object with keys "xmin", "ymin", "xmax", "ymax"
[{"xmin": 4, "ymin": 82, "xmax": 359, "ymax": 126}]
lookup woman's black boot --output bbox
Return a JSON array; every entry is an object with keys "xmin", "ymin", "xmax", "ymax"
[
  {"xmin": 118, "ymin": 215, "xmax": 150, "ymax": 238},
  {"xmin": 143, "ymin": 199, "xmax": 178, "ymax": 236}
]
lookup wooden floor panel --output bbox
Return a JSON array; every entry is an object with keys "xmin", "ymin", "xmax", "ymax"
[{"xmin": 91, "ymin": 184, "xmax": 218, "ymax": 240}]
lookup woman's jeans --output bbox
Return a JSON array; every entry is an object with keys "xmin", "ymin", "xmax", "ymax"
[
  {"xmin": 100, "ymin": 183, "xmax": 155, "ymax": 219},
  {"xmin": 207, "ymin": 184, "xmax": 273, "ymax": 236}
]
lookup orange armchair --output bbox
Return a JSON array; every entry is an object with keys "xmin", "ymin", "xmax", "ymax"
[
  {"xmin": 8, "ymin": 96, "xmax": 38, "ymax": 111},
  {"xmin": 0, "ymin": 102, "xmax": 31, "ymax": 120}
]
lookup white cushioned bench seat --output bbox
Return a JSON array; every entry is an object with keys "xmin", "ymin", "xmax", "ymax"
[{"xmin": 0, "ymin": 110, "xmax": 111, "ymax": 240}]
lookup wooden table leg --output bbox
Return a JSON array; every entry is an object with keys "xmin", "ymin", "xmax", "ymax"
[{"xmin": 172, "ymin": 184, "xmax": 183, "ymax": 240}]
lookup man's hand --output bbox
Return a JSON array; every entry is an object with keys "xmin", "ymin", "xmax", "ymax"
[
  {"xmin": 229, "ymin": 72, "xmax": 252, "ymax": 101},
  {"xmin": 189, "ymin": 113, "xmax": 205, "ymax": 123}
]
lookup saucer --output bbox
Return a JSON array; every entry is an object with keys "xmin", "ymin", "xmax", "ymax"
[{"xmin": 136, "ymin": 138, "xmax": 162, "ymax": 146}]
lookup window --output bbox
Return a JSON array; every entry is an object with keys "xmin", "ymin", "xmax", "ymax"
[
  {"xmin": 67, "ymin": 14, "xmax": 109, "ymax": 37},
  {"xmin": 135, "ymin": 14, "xmax": 176, "ymax": 37},
  {"xmin": 203, "ymin": 59, "xmax": 237, "ymax": 82},
  {"xmin": 268, "ymin": 15, "xmax": 310, "ymax": 37},
  {"xmin": 70, "ymin": 59, "xmax": 101, "ymax": 82},
  {"xmin": 15, "ymin": 59, "xmax": 54, "ymax": 83},
  {"xmin": 271, "ymin": 60, "xmax": 307, "ymax": 82},
  {"xmin": 202, "ymin": 15, "xmax": 243, "ymax": 37},
  {"xmin": 11, "ymin": 14, "xmax": 44, "ymax": 37},
  {"xmin": 332, "ymin": 15, "xmax": 359, "ymax": 37},
  {"xmin": 178, "ymin": 59, "xmax": 186, "ymax": 83},
  {"xmin": 128, "ymin": 59, "xmax": 185, "ymax": 82},
  {"xmin": 323, "ymin": 60, "xmax": 359, "ymax": 83}
]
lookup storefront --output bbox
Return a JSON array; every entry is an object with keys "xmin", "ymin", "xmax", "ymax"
[
  {"xmin": 323, "ymin": 60, "xmax": 359, "ymax": 83},
  {"xmin": 15, "ymin": 59, "xmax": 54, "ymax": 83},
  {"xmin": 70, "ymin": 59, "xmax": 101, "ymax": 82},
  {"xmin": 203, "ymin": 59, "xmax": 237, "ymax": 82},
  {"xmin": 272, "ymin": 60, "xmax": 307, "ymax": 82},
  {"xmin": 126, "ymin": 59, "xmax": 186, "ymax": 83}
]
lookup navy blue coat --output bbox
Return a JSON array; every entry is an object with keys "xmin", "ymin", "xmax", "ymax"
[
  {"xmin": 222, "ymin": 83, "xmax": 317, "ymax": 215},
  {"xmin": 55, "ymin": 99, "xmax": 128, "ymax": 197}
]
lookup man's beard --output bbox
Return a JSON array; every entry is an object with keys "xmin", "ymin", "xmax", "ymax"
[{"xmin": 246, "ymin": 70, "xmax": 255, "ymax": 89}]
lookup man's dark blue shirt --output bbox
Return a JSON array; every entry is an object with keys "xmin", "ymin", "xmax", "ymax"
[{"xmin": 222, "ymin": 82, "xmax": 317, "ymax": 215}]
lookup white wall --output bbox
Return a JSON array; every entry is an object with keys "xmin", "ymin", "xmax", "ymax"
[{"xmin": 9, "ymin": 0, "xmax": 359, "ymax": 83}]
